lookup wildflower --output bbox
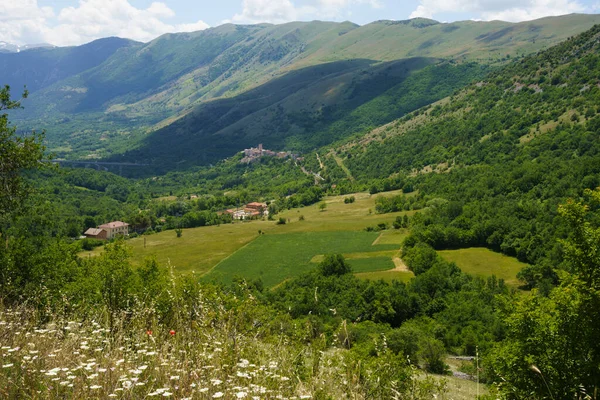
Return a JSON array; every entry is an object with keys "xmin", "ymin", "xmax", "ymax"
[
  {"xmin": 169, "ymin": 330, "xmax": 176, "ymax": 336},
  {"xmin": 213, "ymin": 393, "xmax": 224, "ymax": 398},
  {"xmin": 2, "ymin": 363, "xmax": 13, "ymax": 368},
  {"xmin": 89, "ymin": 385, "xmax": 102, "ymax": 390},
  {"xmin": 170, "ymin": 375, "xmax": 180, "ymax": 380},
  {"xmin": 162, "ymin": 392, "xmax": 172, "ymax": 397},
  {"xmin": 147, "ymin": 330, "xmax": 153, "ymax": 336},
  {"xmin": 236, "ymin": 392, "xmax": 248, "ymax": 398}
]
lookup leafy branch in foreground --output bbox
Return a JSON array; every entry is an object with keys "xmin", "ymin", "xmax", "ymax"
[
  {"xmin": 0, "ymin": 85, "xmax": 45, "ymax": 222},
  {"xmin": 487, "ymin": 189, "xmax": 600, "ymax": 398}
]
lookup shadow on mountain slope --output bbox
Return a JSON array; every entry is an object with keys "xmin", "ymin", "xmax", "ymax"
[{"xmin": 112, "ymin": 57, "xmax": 487, "ymax": 174}]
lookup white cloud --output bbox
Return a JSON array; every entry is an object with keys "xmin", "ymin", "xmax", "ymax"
[
  {"xmin": 230, "ymin": 0, "xmax": 382, "ymax": 24},
  {"xmin": 409, "ymin": 0, "xmax": 585, "ymax": 22},
  {"xmin": 232, "ymin": 0, "xmax": 303, "ymax": 24},
  {"xmin": 0, "ymin": 0, "xmax": 209, "ymax": 47}
]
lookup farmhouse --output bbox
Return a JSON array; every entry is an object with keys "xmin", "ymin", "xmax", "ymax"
[
  {"xmin": 97, "ymin": 221, "xmax": 130, "ymax": 239},
  {"xmin": 225, "ymin": 202, "xmax": 269, "ymax": 220},
  {"xmin": 84, "ymin": 228, "xmax": 107, "ymax": 240}
]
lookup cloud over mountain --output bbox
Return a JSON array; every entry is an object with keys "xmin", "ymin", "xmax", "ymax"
[
  {"xmin": 0, "ymin": 0, "xmax": 209, "ymax": 46},
  {"xmin": 409, "ymin": 0, "xmax": 586, "ymax": 21}
]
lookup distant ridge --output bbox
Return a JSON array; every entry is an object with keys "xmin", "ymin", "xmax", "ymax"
[{"xmin": 2, "ymin": 13, "xmax": 600, "ymax": 170}]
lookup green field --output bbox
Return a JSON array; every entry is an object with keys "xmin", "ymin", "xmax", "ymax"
[
  {"xmin": 437, "ymin": 247, "xmax": 529, "ymax": 287},
  {"xmin": 81, "ymin": 191, "xmax": 412, "ymax": 278},
  {"xmin": 204, "ymin": 231, "xmax": 399, "ymax": 287}
]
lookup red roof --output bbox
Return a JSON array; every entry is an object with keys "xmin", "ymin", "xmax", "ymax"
[
  {"xmin": 98, "ymin": 221, "xmax": 129, "ymax": 229},
  {"xmin": 246, "ymin": 202, "xmax": 266, "ymax": 208}
]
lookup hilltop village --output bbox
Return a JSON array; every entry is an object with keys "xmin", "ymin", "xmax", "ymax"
[{"xmin": 240, "ymin": 144, "xmax": 301, "ymax": 164}]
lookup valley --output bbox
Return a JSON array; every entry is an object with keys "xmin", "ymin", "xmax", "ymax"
[{"xmin": 2, "ymin": 13, "xmax": 600, "ymax": 399}]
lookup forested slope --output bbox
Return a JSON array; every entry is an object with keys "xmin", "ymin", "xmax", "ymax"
[{"xmin": 327, "ymin": 24, "xmax": 600, "ymax": 288}]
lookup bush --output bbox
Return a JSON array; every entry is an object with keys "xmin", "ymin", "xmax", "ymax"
[
  {"xmin": 276, "ymin": 217, "xmax": 286, "ymax": 225},
  {"xmin": 344, "ymin": 196, "xmax": 355, "ymax": 204},
  {"xmin": 318, "ymin": 254, "xmax": 352, "ymax": 276},
  {"xmin": 81, "ymin": 238, "xmax": 104, "ymax": 251}
]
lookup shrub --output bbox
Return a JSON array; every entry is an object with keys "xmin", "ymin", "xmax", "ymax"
[{"xmin": 318, "ymin": 254, "xmax": 352, "ymax": 276}]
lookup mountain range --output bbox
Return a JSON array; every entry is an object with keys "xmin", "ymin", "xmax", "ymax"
[
  {"xmin": 0, "ymin": 41, "xmax": 55, "ymax": 54},
  {"xmin": 3, "ymin": 13, "xmax": 600, "ymax": 172}
]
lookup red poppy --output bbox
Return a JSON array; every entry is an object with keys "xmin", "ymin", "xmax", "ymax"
[
  {"xmin": 169, "ymin": 330, "xmax": 176, "ymax": 336},
  {"xmin": 146, "ymin": 330, "xmax": 152, "ymax": 336}
]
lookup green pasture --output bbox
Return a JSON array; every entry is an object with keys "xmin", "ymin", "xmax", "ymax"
[
  {"xmin": 204, "ymin": 231, "xmax": 399, "ymax": 287},
  {"xmin": 437, "ymin": 247, "xmax": 528, "ymax": 287},
  {"xmin": 81, "ymin": 191, "xmax": 412, "ymax": 277}
]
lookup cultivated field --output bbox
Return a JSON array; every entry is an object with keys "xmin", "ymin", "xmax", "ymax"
[
  {"xmin": 81, "ymin": 191, "xmax": 413, "ymax": 281},
  {"xmin": 437, "ymin": 247, "xmax": 528, "ymax": 287},
  {"xmin": 204, "ymin": 231, "xmax": 399, "ymax": 287}
]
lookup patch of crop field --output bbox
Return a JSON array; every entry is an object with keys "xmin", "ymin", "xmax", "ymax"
[
  {"xmin": 437, "ymin": 247, "xmax": 528, "ymax": 287},
  {"xmin": 372, "ymin": 229, "xmax": 409, "ymax": 245},
  {"xmin": 347, "ymin": 257, "xmax": 395, "ymax": 272},
  {"xmin": 204, "ymin": 231, "xmax": 399, "ymax": 287},
  {"xmin": 80, "ymin": 190, "xmax": 413, "ymax": 277},
  {"xmin": 310, "ymin": 249, "xmax": 397, "ymax": 264},
  {"xmin": 355, "ymin": 270, "xmax": 414, "ymax": 282}
]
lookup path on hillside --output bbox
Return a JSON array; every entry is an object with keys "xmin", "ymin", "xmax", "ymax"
[
  {"xmin": 392, "ymin": 256, "xmax": 409, "ymax": 272},
  {"xmin": 296, "ymin": 161, "xmax": 325, "ymax": 185},
  {"xmin": 316, "ymin": 153, "xmax": 325, "ymax": 170},
  {"xmin": 332, "ymin": 154, "xmax": 354, "ymax": 181}
]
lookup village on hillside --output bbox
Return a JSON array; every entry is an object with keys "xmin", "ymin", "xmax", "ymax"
[{"xmin": 240, "ymin": 144, "xmax": 302, "ymax": 164}]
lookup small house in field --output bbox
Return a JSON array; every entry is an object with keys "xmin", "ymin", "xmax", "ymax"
[
  {"xmin": 84, "ymin": 228, "xmax": 107, "ymax": 240},
  {"xmin": 97, "ymin": 221, "xmax": 130, "ymax": 239}
]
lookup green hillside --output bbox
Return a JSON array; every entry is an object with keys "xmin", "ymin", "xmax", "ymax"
[
  {"xmin": 115, "ymin": 58, "xmax": 487, "ymax": 170},
  {"xmin": 6, "ymin": 15, "xmax": 600, "ymax": 165},
  {"xmin": 0, "ymin": 37, "xmax": 138, "ymax": 93},
  {"xmin": 322, "ymin": 23, "xmax": 600, "ymax": 285}
]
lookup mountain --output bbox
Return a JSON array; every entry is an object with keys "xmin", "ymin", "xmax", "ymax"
[
  {"xmin": 311, "ymin": 23, "xmax": 600, "ymax": 270},
  {"xmin": 0, "ymin": 37, "xmax": 138, "ymax": 94},
  {"xmin": 0, "ymin": 41, "xmax": 55, "ymax": 53},
  {"xmin": 4, "ymin": 14, "xmax": 600, "ymax": 167}
]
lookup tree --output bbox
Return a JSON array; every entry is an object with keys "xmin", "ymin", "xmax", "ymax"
[
  {"xmin": 318, "ymin": 254, "xmax": 351, "ymax": 276},
  {"xmin": 487, "ymin": 189, "xmax": 600, "ymax": 398},
  {"xmin": 319, "ymin": 202, "xmax": 327, "ymax": 212},
  {"xmin": 0, "ymin": 86, "xmax": 45, "ymax": 226}
]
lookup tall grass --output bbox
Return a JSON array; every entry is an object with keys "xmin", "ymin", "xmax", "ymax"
[{"xmin": 0, "ymin": 277, "xmax": 444, "ymax": 399}]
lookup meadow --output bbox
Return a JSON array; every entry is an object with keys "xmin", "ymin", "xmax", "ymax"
[
  {"xmin": 81, "ymin": 191, "xmax": 412, "ymax": 278},
  {"xmin": 437, "ymin": 247, "xmax": 529, "ymax": 287},
  {"xmin": 204, "ymin": 231, "xmax": 399, "ymax": 287}
]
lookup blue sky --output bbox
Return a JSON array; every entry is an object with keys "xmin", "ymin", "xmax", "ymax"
[{"xmin": 1, "ymin": 0, "xmax": 599, "ymax": 46}]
